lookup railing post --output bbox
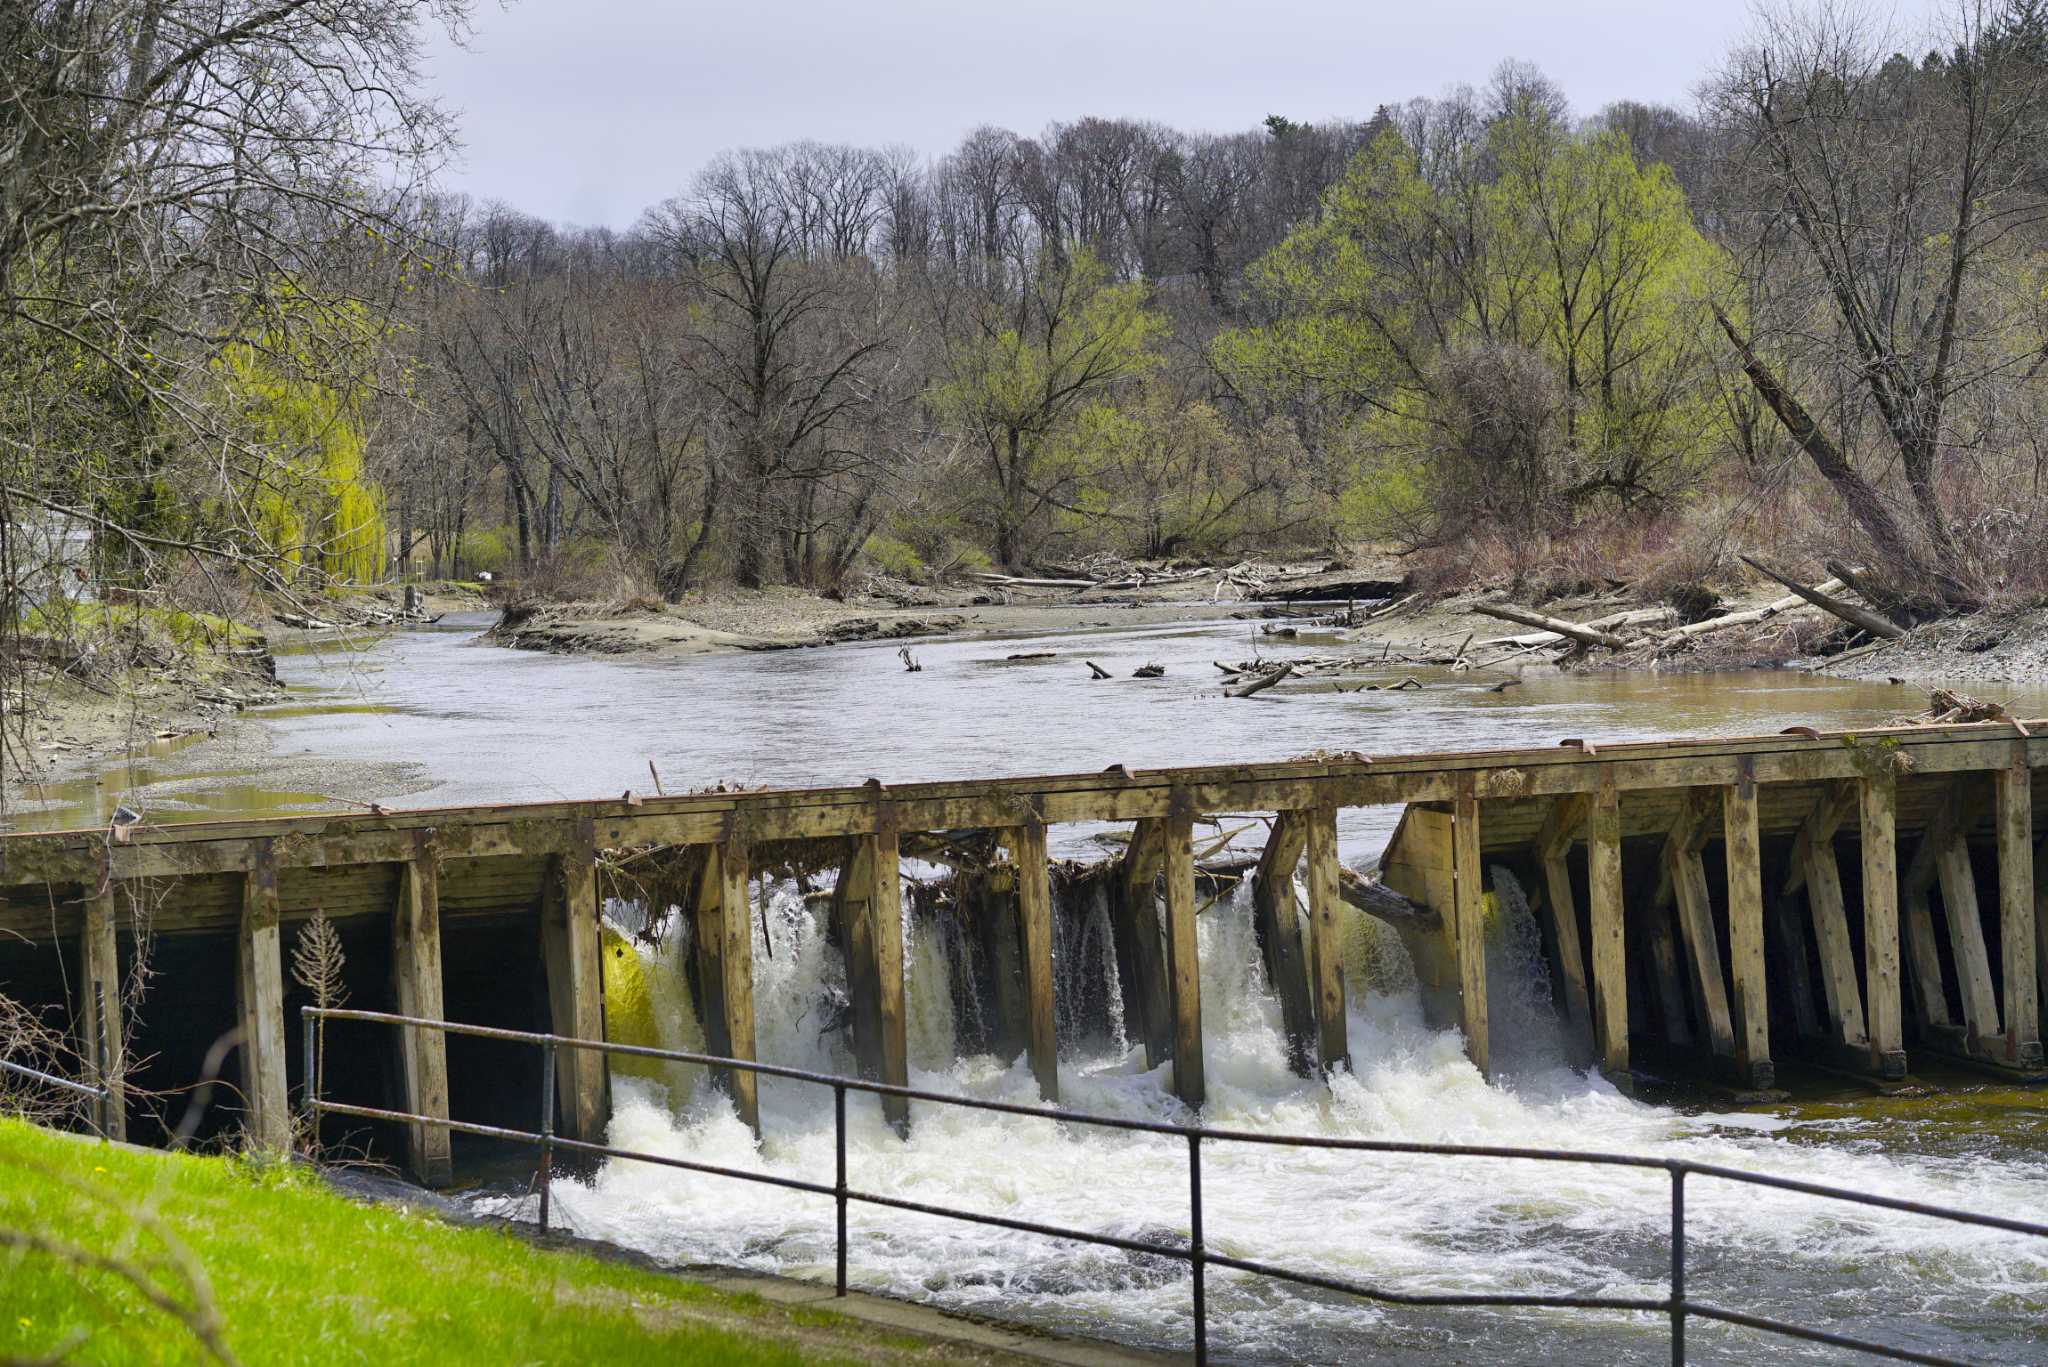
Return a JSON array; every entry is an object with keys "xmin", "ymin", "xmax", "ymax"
[
  {"xmin": 538, "ymin": 1041, "xmax": 556, "ymax": 1235},
  {"xmin": 835, "ymin": 1081, "xmax": 849, "ymax": 1297},
  {"xmin": 94, "ymin": 983, "xmax": 111, "ymax": 1139},
  {"xmin": 300, "ymin": 1005, "xmax": 317, "ymax": 1135},
  {"xmin": 1669, "ymin": 1164, "xmax": 1686, "ymax": 1366},
  {"xmin": 1189, "ymin": 1132, "xmax": 1206, "ymax": 1367}
]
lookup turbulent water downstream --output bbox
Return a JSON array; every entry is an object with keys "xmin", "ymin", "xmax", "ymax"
[{"xmin": 28, "ymin": 613, "xmax": 2048, "ymax": 1362}]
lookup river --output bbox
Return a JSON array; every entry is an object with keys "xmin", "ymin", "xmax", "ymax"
[{"xmin": 25, "ymin": 613, "xmax": 2048, "ymax": 1363}]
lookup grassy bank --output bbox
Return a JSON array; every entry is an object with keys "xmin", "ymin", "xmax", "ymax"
[{"xmin": 0, "ymin": 1119, "xmax": 994, "ymax": 1365}]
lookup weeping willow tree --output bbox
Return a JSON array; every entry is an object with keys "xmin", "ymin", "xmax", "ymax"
[{"xmin": 218, "ymin": 304, "xmax": 388, "ymax": 586}]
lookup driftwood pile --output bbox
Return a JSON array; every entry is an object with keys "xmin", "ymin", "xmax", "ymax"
[
  {"xmin": 970, "ymin": 557, "xmax": 1407, "ymax": 606},
  {"xmin": 1464, "ymin": 565, "xmax": 1911, "ymax": 666},
  {"xmin": 1902, "ymin": 688, "xmax": 2030, "ymax": 733}
]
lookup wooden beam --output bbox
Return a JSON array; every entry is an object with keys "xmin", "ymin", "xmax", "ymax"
[
  {"xmin": 1007, "ymin": 821, "xmax": 1060, "ymax": 1104},
  {"xmin": 1802, "ymin": 836, "xmax": 1869, "ymax": 1049},
  {"xmin": 1162, "ymin": 800, "xmax": 1205, "ymax": 1109},
  {"xmin": 691, "ymin": 845, "xmax": 759, "ymax": 1135},
  {"xmin": 1250, "ymin": 811, "xmax": 1316, "ymax": 1076},
  {"xmin": 80, "ymin": 884, "xmax": 125, "ymax": 1141},
  {"xmin": 1781, "ymin": 784, "xmax": 1857, "ymax": 900},
  {"xmin": 1534, "ymin": 795, "xmax": 1593, "ymax": 1036},
  {"xmin": 2036, "ymin": 838, "xmax": 2048, "ymax": 1042},
  {"xmin": 237, "ymin": 839, "xmax": 290, "ymax": 1153},
  {"xmin": 1859, "ymin": 773, "xmax": 1904, "ymax": 1072},
  {"xmin": 1935, "ymin": 838, "xmax": 2000, "ymax": 1048},
  {"xmin": 836, "ymin": 828, "xmax": 910, "ymax": 1135},
  {"xmin": 1996, "ymin": 747, "xmax": 2041, "ymax": 1065},
  {"xmin": 1902, "ymin": 888, "xmax": 1954, "ymax": 1033},
  {"xmin": 1587, "ymin": 772, "xmax": 1629, "ymax": 1078},
  {"xmin": 1110, "ymin": 818, "xmax": 1173, "ymax": 1068},
  {"xmin": 965, "ymin": 864, "xmax": 1026, "ymax": 1062},
  {"xmin": 1641, "ymin": 894, "xmax": 1694, "ymax": 1047},
  {"xmin": 1304, "ymin": 805, "xmax": 1350, "ymax": 1075},
  {"xmin": 6, "ymin": 724, "xmax": 2048, "ymax": 910},
  {"xmin": 1767, "ymin": 894, "xmax": 1824, "ymax": 1042},
  {"xmin": 1661, "ymin": 787, "xmax": 1731, "ymax": 1058},
  {"xmin": 716, "ymin": 843, "xmax": 761, "ymax": 1134},
  {"xmin": 1670, "ymin": 847, "xmax": 1732, "ymax": 1056},
  {"xmin": 391, "ymin": 835, "xmax": 452, "ymax": 1185},
  {"xmin": 1451, "ymin": 778, "xmax": 1489, "ymax": 1076},
  {"xmin": 541, "ymin": 817, "xmax": 607, "ymax": 1144},
  {"xmin": 1723, "ymin": 770, "xmax": 1771, "ymax": 1088}
]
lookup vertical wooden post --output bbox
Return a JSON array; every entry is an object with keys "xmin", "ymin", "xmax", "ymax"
[
  {"xmin": 1996, "ymin": 746, "xmax": 2040, "ymax": 1064},
  {"xmin": 1250, "ymin": 811, "xmax": 1315, "ymax": 1075},
  {"xmin": 691, "ymin": 844, "xmax": 760, "ymax": 1135},
  {"xmin": 1534, "ymin": 795, "xmax": 1593, "ymax": 1035},
  {"xmin": 870, "ymin": 823, "xmax": 908, "ymax": 1131},
  {"xmin": 1162, "ymin": 797, "xmax": 1204, "ymax": 1110},
  {"xmin": 716, "ymin": 841, "xmax": 761, "ymax": 1135},
  {"xmin": 1009, "ymin": 821, "xmax": 1059, "ymax": 1104},
  {"xmin": 1110, "ymin": 819, "xmax": 1173, "ymax": 1067},
  {"xmin": 1859, "ymin": 772, "xmax": 1904, "ymax": 1072},
  {"xmin": 1587, "ymin": 771, "xmax": 1629, "ymax": 1079},
  {"xmin": 391, "ymin": 833, "xmax": 452, "ymax": 1185},
  {"xmin": 80, "ymin": 882, "xmax": 125, "ymax": 1141},
  {"xmin": 1451, "ymin": 777, "xmax": 1488, "ymax": 1076},
  {"xmin": 236, "ymin": 839, "xmax": 290, "ymax": 1153},
  {"xmin": 2035, "ymin": 840, "xmax": 2048, "ymax": 1043},
  {"xmin": 1722, "ymin": 770, "xmax": 1771, "ymax": 1088},
  {"xmin": 1304, "ymin": 804, "xmax": 1350, "ymax": 1075},
  {"xmin": 542, "ymin": 817, "xmax": 607, "ymax": 1143},
  {"xmin": 1936, "ymin": 837, "xmax": 2000, "ymax": 1048},
  {"xmin": 837, "ymin": 825, "xmax": 910, "ymax": 1134}
]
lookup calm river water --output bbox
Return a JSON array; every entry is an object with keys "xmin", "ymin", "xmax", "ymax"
[{"xmin": 26, "ymin": 613, "xmax": 2048, "ymax": 1363}]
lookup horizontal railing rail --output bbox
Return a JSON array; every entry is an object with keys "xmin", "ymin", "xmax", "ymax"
[
  {"xmin": 304, "ymin": 1007, "xmax": 2048, "ymax": 1367},
  {"xmin": 3, "ymin": 988, "xmax": 117, "ymax": 1138}
]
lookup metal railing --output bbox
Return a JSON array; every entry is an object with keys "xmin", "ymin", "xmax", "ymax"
[
  {"xmin": 2, "ymin": 985, "xmax": 117, "ymax": 1138},
  {"xmin": 303, "ymin": 1007, "xmax": 2048, "ymax": 1367}
]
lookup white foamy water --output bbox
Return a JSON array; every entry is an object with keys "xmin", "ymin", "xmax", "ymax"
[{"xmin": 487, "ymin": 882, "xmax": 2048, "ymax": 1365}]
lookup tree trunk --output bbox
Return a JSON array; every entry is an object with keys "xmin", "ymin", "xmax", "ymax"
[{"xmin": 1710, "ymin": 307, "xmax": 1965, "ymax": 608}]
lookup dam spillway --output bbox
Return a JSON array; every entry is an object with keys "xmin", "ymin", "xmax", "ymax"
[{"xmin": 1, "ymin": 718, "xmax": 2044, "ymax": 1188}]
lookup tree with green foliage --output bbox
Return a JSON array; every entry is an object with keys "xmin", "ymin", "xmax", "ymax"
[
  {"xmin": 1217, "ymin": 108, "xmax": 1725, "ymax": 547},
  {"xmin": 929, "ymin": 247, "xmax": 1165, "ymax": 568}
]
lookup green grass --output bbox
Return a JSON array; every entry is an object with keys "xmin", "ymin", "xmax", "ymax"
[
  {"xmin": 0, "ymin": 1119, "xmax": 965, "ymax": 1365},
  {"xmin": 20, "ymin": 599, "xmax": 263, "ymax": 659}
]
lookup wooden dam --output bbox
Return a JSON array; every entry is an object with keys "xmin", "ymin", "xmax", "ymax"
[{"xmin": 2, "ymin": 719, "xmax": 2043, "ymax": 1186}]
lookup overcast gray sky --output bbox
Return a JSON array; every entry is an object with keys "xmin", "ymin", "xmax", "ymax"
[{"xmin": 420, "ymin": 0, "xmax": 1937, "ymax": 228}]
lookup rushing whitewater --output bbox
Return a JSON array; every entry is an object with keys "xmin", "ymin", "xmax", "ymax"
[{"xmin": 487, "ymin": 872, "xmax": 2048, "ymax": 1364}]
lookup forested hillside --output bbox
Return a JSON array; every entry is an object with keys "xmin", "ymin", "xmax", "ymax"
[{"xmin": 7, "ymin": 0, "xmax": 2048, "ymax": 645}]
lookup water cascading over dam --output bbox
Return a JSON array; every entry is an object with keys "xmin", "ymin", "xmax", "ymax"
[{"xmin": 4, "ymin": 722, "xmax": 2047, "ymax": 1360}]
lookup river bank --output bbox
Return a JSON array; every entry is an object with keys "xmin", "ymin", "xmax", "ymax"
[{"xmin": 476, "ymin": 561, "xmax": 2048, "ymax": 692}]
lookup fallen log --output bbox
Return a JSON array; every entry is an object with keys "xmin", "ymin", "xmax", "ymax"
[
  {"xmin": 1823, "ymin": 560, "xmax": 1913, "ymax": 627},
  {"xmin": 1338, "ymin": 866, "xmax": 1439, "ymax": 931},
  {"xmin": 1226, "ymin": 662, "xmax": 1294, "ymax": 698},
  {"xmin": 1470, "ymin": 603, "xmax": 1628, "ymax": 650},
  {"xmin": 1477, "ymin": 606, "xmax": 1677, "ymax": 649},
  {"xmin": 973, "ymin": 573, "xmax": 1098, "ymax": 589},
  {"xmin": 1739, "ymin": 557, "xmax": 1903, "ymax": 639},
  {"xmin": 1085, "ymin": 661, "xmax": 1111, "ymax": 679},
  {"xmin": 1657, "ymin": 578, "xmax": 1847, "ymax": 643}
]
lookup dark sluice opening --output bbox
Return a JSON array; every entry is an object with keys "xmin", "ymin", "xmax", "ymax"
[
  {"xmin": 0, "ymin": 932, "xmax": 100, "ymax": 1132},
  {"xmin": 301, "ymin": 915, "xmax": 403, "ymax": 1165},
  {"xmin": 441, "ymin": 913, "xmax": 551, "ymax": 1169}
]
